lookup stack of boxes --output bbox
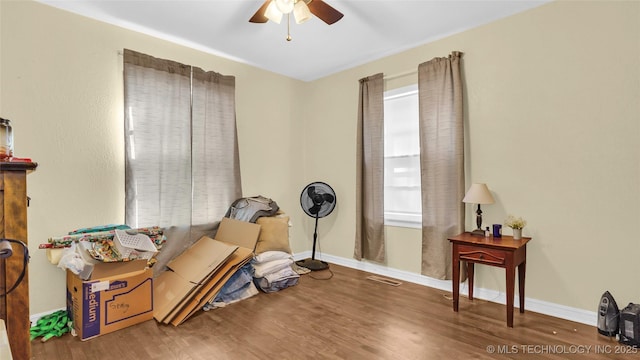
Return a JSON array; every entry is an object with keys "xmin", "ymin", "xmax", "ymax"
[{"xmin": 66, "ymin": 217, "xmax": 260, "ymax": 340}]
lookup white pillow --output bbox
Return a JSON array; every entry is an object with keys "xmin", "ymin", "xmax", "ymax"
[
  {"xmin": 253, "ymin": 258, "xmax": 293, "ymax": 278},
  {"xmin": 254, "ymin": 250, "xmax": 292, "ymax": 264}
]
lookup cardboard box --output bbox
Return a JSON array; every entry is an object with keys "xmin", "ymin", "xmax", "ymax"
[
  {"xmin": 66, "ymin": 260, "xmax": 153, "ymax": 341},
  {"xmin": 169, "ymin": 246, "xmax": 253, "ymax": 326},
  {"xmin": 153, "ymin": 239, "xmax": 238, "ymax": 322},
  {"xmin": 153, "ymin": 217, "xmax": 260, "ymax": 325}
]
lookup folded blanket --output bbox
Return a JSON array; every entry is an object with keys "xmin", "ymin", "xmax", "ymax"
[
  {"xmin": 253, "ymin": 250, "xmax": 291, "ymax": 263},
  {"xmin": 254, "ymin": 266, "xmax": 299, "ymax": 293},
  {"xmin": 252, "ymin": 258, "xmax": 293, "ymax": 278}
]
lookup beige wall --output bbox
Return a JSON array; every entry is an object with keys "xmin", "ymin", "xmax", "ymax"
[
  {"xmin": 0, "ymin": 1, "xmax": 303, "ymax": 314},
  {"xmin": 302, "ymin": 0, "xmax": 640, "ymax": 312},
  {"xmin": 1, "ymin": 0, "xmax": 638, "ymax": 316}
]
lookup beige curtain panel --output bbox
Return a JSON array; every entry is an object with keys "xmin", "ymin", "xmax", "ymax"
[
  {"xmin": 354, "ymin": 73, "xmax": 386, "ymax": 263},
  {"xmin": 418, "ymin": 51, "xmax": 465, "ymax": 280},
  {"xmin": 123, "ymin": 49, "xmax": 242, "ymax": 274}
]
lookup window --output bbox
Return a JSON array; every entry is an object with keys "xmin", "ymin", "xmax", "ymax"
[
  {"xmin": 384, "ymin": 84, "xmax": 421, "ymax": 228},
  {"xmin": 123, "ymin": 49, "xmax": 241, "ymax": 229}
]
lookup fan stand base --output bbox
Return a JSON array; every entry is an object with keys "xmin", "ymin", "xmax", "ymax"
[{"xmin": 295, "ymin": 258, "xmax": 329, "ymax": 271}]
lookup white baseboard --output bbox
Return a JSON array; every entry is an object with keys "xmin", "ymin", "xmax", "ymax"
[
  {"xmin": 32, "ymin": 252, "xmax": 596, "ymax": 328},
  {"xmin": 294, "ymin": 251, "xmax": 597, "ymax": 327}
]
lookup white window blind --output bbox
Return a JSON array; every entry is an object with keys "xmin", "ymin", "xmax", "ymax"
[{"xmin": 384, "ymin": 84, "xmax": 421, "ymax": 228}]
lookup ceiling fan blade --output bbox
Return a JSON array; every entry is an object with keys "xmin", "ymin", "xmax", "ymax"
[
  {"xmin": 249, "ymin": 0, "xmax": 271, "ymax": 23},
  {"xmin": 307, "ymin": 0, "xmax": 344, "ymax": 25}
]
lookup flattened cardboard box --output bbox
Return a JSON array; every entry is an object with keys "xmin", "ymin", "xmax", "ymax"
[
  {"xmin": 154, "ymin": 240, "xmax": 237, "ymax": 322},
  {"xmin": 170, "ymin": 246, "xmax": 254, "ymax": 326},
  {"xmin": 153, "ymin": 217, "xmax": 260, "ymax": 324},
  {"xmin": 67, "ymin": 260, "xmax": 153, "ymax": 341}
]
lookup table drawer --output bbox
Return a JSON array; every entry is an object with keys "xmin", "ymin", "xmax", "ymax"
[{"xmin": 458, "ymin": 245, "xmax": 507, "ymax": 266}]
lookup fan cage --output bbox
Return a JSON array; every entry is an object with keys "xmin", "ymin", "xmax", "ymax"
[{"xmin": 300, "ymin": 181, "xmax": 336, "ymax": 218}]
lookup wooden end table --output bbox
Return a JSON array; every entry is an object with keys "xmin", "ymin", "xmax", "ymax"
[{"xmin": 449, "ymin": 232, "xmax": 531, "ymax": 327}]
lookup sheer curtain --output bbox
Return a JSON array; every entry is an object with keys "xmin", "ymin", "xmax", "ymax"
[
  {"xmin": 354, "ymin": 73, "xmax": 385, "ymax": 262},
  {"xmin": 123, "ymin": 49, "xmax": 242, "ymax": 271},
  {"xmin": 418, "ymin": 52, "xmax": 465, "ymax": 279},
  {"xmin": 190, "ymin": 67, "xmax": 242, "ymax": 225}
]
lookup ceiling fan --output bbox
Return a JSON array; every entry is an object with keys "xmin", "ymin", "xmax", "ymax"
[{"xmin": 249, "ymin": 0, "xmax": 344, "ymax": 26}]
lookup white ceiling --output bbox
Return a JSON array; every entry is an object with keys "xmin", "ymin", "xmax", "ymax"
[{"xmin": 37, "ymin": 0, "xmax": 549, "ymax": 82}]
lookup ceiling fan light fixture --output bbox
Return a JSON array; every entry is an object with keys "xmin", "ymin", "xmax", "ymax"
[
  {"xmin": 293, "ymin": 1, "xmax": 311, "ymax": 24},
  {"xmin": 275, "ymin": 0, "xmax": 295, "ymax": 14},
  {"xmin": 265, "ymin": 1, "xmax": 283, "ymax": 24}
]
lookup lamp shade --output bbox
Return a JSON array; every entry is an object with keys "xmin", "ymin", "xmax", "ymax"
[
  {"xmin": 293, "ymin": 1, "xmax": 311, "ymax": 24},
  {"xmin": 265, "ymin": 1, "xmax": 283, "ymax": 24},
  {"xmin": 462, "ymin": 183, "xmax": 495, "ymax": 204}
]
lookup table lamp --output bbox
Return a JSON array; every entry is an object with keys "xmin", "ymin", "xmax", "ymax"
[{"xmin": 462, "ymin": 183, "xmax": 495, "ymax": 236}]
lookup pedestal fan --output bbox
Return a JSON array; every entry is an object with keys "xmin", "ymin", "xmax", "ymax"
[{"xmin": 295, "ymin": 181, "xmax": 336, "ymax": 271}]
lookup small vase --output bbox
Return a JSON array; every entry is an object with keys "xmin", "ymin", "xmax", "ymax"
[{"xmin": 512, "ymin": 228, "xmax": 522, "ymax": 240}]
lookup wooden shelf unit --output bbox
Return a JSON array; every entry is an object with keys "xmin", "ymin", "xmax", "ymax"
[{"xmin": 0, "ymin": 161, "xmax": 37, "ymax": 360}]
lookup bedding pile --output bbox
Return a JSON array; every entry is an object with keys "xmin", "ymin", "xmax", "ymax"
[
  {"xmin": 252, "ymin": 251, "xmax": 299, "ymax": 293},
  {"xmin": 202, "ymin": 199, "xmax": 300, "ymax": 310}
]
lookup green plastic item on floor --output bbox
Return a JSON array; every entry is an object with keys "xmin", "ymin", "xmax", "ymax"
[{"xmin": 30, "ymin": 309, "xmax": 70, "ymax": 342}]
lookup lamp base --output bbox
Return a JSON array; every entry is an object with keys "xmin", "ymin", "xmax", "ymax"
[
  {"xmin": 470, "ymin": 229, "xmax": 485, "ymax": 236},
  {"xmin": 295, "ymin": 258, "xmax": 329, "ymax": 271}
]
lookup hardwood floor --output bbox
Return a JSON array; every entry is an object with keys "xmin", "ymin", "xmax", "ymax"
[{"xmin": 31, "ymin": 264, "xmax": 634, "ymax": 359}]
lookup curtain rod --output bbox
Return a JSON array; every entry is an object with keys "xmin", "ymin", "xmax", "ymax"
[{"xmin": 384, "ymin": 69, "xmax": 417, "ymax": 81}]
